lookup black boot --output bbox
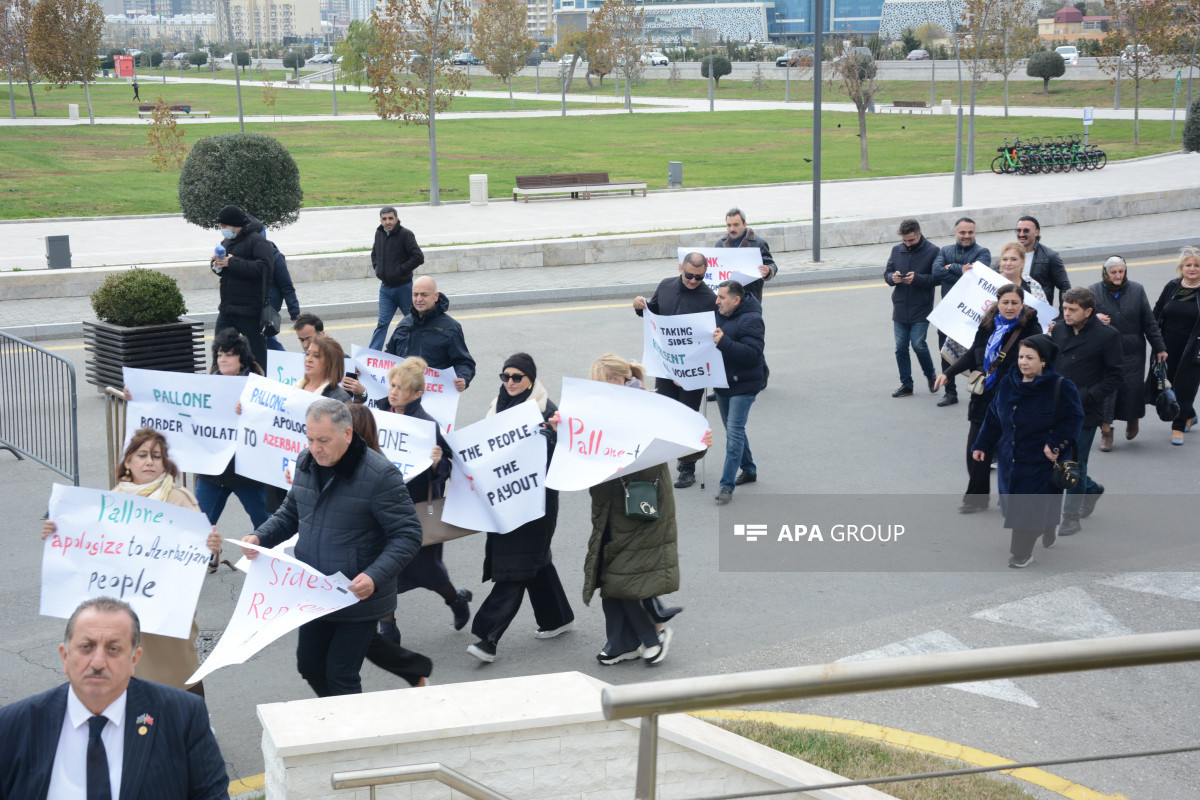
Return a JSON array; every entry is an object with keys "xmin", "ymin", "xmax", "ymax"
[{"xmin": 674, "ymin": 461, "xmax": 695, "ymax": 489}]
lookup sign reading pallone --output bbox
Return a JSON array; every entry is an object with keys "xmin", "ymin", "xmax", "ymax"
[
  {"xmin": 235, "ymin": 374, "xmax": 321, "ymax": 489},
  {"xmin": 40, "ymin": 484, "xmax": 213, "ymax": 639}
]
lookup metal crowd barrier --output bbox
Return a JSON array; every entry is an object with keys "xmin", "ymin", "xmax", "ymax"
[
  {"xmin": 332, "ymin": 763, "xmax": 512, "ymax": 800},
  {"xmin": 0, "ymin": 332, "xmax": 79, "ymax": 485}
]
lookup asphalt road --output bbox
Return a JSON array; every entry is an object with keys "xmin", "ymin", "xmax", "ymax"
[{"xmin": 2, "ymin": 250, "xmax": 1197, "ymax": 798}]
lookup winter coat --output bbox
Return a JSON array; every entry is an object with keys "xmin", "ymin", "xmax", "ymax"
[
  {"xmin": 1153, "ymin": 278, "xmax": 1200, "ymax": 366},
  {"xmin": 583, "ymin": 461, "xmax": 678, "ymax": 604},
  {"xmin": 636, "ymin": 275, "xmax": 717, "ymax": 317},
  {"xmin": 944, "ymin": 309, "xmax": 1043, "ymax": 423},
  {"xmin": 482, "ymin": 381, "xmax": 559, "ymax": 583},
  {"xmin": 1049, "ymin": 313, "xmax": 1124, "ymax": 428},
  {"xmin": 715, "ymin": 228, "xmax": 777, "ymax": 300},
  {"xmin": 384, "ymin": 293, "xmax": 477, "ymax": 388},
  {"xmin": 372, "ymin": 396, "xmax": 451, "ymax": 504},
  {"xmin": 1028, "ymin": 242, "xmax": 1070, "ymax": 307},
  {"xmin": 883, "ymin": 235, "xmax": 940, "ymax": 323},
  {"xmin": 216, "ymin": 215, "xmax": 273, "ymax": 317},
  {"xmin": 715, "ymin": 292, "xmax": 765, "ymax": 397},
  {"xmin": 372, "ymin": 224, "xmax": 424, "ymax": 288},
  {"xmin": 1089, "ymin": 279, "xmax": 1166, "ymax": 421},
  {"xmin": 268, "ymin": 248, "xmax": 301, "ymax": 321},
  {"xmin": 253, "ymin": 433, "xmax": 423, "ymax": 622},
  {"xmin": 931, "ymin": 241, "xmax": 991, "ymax": 297},
  {"xmin": 974, "ymin": 367, "xmax": 1084, "ymax": 531}
]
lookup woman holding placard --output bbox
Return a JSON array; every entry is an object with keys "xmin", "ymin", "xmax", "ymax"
[
  {"xmin": 465, "ymin": 353, "xmax": 574, "ymax": 664},
  {"xmin": 297, "ymin": 334, "xmax": 353, "ymax": 403},
  {"xmin": 41, "ymin": 428, "xmax": 223, "ymax": 694},
  {"xmin": 372, "ymin": 357, "xmax": 473, "ymax": 634},
  {"xmin": 996, "ymin": 241, "xmax": 1049, "ymax": 304}
]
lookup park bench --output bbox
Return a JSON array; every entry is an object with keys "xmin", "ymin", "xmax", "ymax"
[
  {"xmin": 878, "ymin": 100, "xmax": 933, "ymax": 115},
  {"xmin": 136, "ymin": 104, "xmax": 211, "ymax": 118},
  {"xmin": 512, "ymin": 172, "xmax": 647, "ymax": 202}
]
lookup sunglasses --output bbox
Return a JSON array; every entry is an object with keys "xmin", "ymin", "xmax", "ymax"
[
  {"xmin": 499, "ymin": 372, "xmax": 527, "ymax": 383},
  {"xmin": 682, "ymin": 272, "xmax": 706, "ymax": 281},
  {"xmin": 1015, "ymin": 227, "xmax": 1035, "ymax": 234}
]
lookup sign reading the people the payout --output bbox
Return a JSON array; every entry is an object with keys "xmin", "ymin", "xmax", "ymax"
[
  {"xmin": 122, "ymin": 368, "xmax": 244, "ymax": 475},
  {"xmin": 640, "ymin": 309, "xmax": 728, "ymax": 391},
  {"xmin": 40, "ymin": 484, "xmax": 213, "ymax": 639},
  {"xmin": 927, "ymin": 262, "xmax": 1056, "ymax": 346},
  {"xmin": 442, "ymin": 402, "xmax": 547, "ymax": 533},
  {"xmin": 545, "ymin": 377, "xmax": 709, "ymax": 492},
  {"xmin": 676, "ymin": 247, "xmax": 764, "ymax": 292},
  {"xmin": 187, "ymin": 540, "xmax": 357, "ymax": 684},
  {"xmin": 235, "ymin": 374, "xmax": 320, "ymax": 489},
  {"xmin": 266, "ymin": 350, "xmax": 354, "ymax": 388},
  {"xmin": 369, "ymin": 406, "xmax": 436, "ymax": 482}
]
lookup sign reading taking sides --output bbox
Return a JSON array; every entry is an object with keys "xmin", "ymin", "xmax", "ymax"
[{"xmin": 640, "ymin": 308, "xmax": 728, "ymax": 391}]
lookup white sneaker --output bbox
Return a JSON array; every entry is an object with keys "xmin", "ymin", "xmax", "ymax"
[
  {"xmin": 644, "ymin": 626, "xmax": 673, "ymax": 666},
  {"xmin": 596, "ymin": 646, "xmax": 643, "ymax": 665},
  {"xmin": 534, "ymin": 621, "xmax": 575, "ymax": 639}
]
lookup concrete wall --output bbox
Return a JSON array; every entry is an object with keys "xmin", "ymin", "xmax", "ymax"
[{"xmin": 257, "ymin": 671, "xmax": 893, "ymax": 800}]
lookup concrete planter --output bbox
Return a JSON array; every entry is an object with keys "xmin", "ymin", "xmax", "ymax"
[{"xmin": 82, "ymin": 316, "xmax": 206, "ymax": 390}]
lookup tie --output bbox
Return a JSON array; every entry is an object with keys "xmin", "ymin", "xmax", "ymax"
[{"xmin": 87, "ymin": 715, "xmax": 113, "ymax": 800}]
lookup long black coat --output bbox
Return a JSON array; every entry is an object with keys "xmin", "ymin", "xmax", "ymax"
[
  {"xmin": 1029, "ymin": 241, "xmax": 1070, "ymax": 307},
  {"xmin": 883, "ymin": 235, "xmax": 940, "ymax": 323},
  {"xmin": 944, "ymin": 309, "xmax": 1043, "ymax": 423},
  {"xmin": 974, "ymin": 368, "xmax": 1084, "ymax": 531},
  {"xmin": 216, "ymin": 216, "xmax": 273, "ymax": 317},
  {"xmin": 1049, "ymin": 313, "xmax": 1124, "ymax": 428},
  {"xmin": 1089, "ymin": 279, "xmax": 1166, "ymax": 421}
]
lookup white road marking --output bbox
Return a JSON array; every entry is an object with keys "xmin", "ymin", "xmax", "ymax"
[
  {"xmin": 971, "ymin": 586, "xmax": 1132, "ymax": 639},
  {"xmin": 1098, "ymin": 573, "xmax": 1200, "ymax": 602}
]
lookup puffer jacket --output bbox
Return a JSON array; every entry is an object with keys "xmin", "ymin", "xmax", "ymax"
[
  {"xmin": 216, "ymin": 215, "xmax": 273, "ymax": 316},
  {"xmin": 715, "ymin": 293, "xmax": 765, "ymax": 396},
  {"xmin": 253, "ymin": 433, "xmax": 423, "ymax": 622},
  {"xmin": 582, "ymin": 462, "xmax": 678, "ymax": 604},
  {"xmin": 384, "ymin": 293, "xmax": 477, "ymax": 388}
]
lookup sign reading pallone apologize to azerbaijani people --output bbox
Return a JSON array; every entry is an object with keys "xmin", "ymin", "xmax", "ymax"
[
  {"xmin": 640, "ymin": 308, "xmax": 728, "ymax": 391},
  {"xmin": 40, "ymin": 484, "xmax": 213, "ymax": 639},
  {"xmin": 188, "ymin": 540, "xmax": 357, "ymax": 684},
  {"xmin": 122, "ymin": 368, "xmax": 245, "ymax": 475},
  {"xmin": 235, "ymin": 374, "xmax": 321, "ymax": 490},
  {"xmin": 545, "ymin": 377, "xmax": 708, "ymax": 492}
]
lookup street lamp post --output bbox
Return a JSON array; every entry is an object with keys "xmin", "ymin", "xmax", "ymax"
[
  {"xmin": 223, "ymin": 0, "xmax": 245, "ymax": 132},
  {"xmin": 812, "ymin": 0, "xmax": 823, "ymax": 261}
]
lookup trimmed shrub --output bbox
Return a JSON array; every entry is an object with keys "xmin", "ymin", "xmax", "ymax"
[
  {"xmin": 188, "ymin": 50, "xmax": 208, "ymax": 67},
  {"xmin": 1184, "ymin": 97, "xmax": 1200, "ymax": 153},
  {"xmin": 1027, "ymin": 50, "xmax": 1065, "ymax": 94},
  {"xmin": 178, "ymin": 132, "xmax": 303, "ymax": 229},
  {"xmin": 282, "ymin": 51, "xmax": 305, "ymax": 77},
  {"xmin": 91, "ymin": 268, "xmax": 187, "ymax": 327},
  {"xmin": 700, "ymin": 54, "xmax": 732, "ymax": 87},
  {"xmin": 138, "ymin": 51, "xmax": 163, "ymax": 68}
]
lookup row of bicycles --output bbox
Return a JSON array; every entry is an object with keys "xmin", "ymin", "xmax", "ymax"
[{"xmin": 991, "ymin": 135, "xmax": 1107, "ymax": 174}]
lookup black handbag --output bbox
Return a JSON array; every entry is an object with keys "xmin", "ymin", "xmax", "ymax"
[
  {"xmin": 1149, "ymin": 361, "xmax": 1181, "ymax": 422},
  {"xmin": 621, "ymin": 477, "xmax": 660, "ymax": 521},
  {"xmin": 1049, "ymin": 377, "xmax": 1081, "ymax": 491},
  {"xmin": 259, "ymin": 246, "xmax": 281, "ymax": 337}
]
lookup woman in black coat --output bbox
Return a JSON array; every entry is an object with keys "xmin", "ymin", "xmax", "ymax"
[
  {"xmin": 973, "ymin": 335, "xmax": 1084, "ymax": 568},
  {"xmin": 466, "ymin": 353, "xmax": 574, "ymax": 664},
  {"xmin": 1152, "ymin": 247, "xmax": 1200, "ymax": 445},
  {"xmin": 372, "ymin": 356, "xmax": 473, "ymax": 632},
  {"xmin": 1089, "ymin": 256, "xmax": 1167, "ymax": 449},
  {"xmin": 934, "ymin": 284, "xmax": 1042, "ymax": 513}
]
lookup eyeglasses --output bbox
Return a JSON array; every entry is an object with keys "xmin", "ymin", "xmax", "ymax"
[
  {"xmin": 682, "ymin": 272, "xmax": 706, "ymax": 281},
  {"xmin": 1015, "ymin": 227, "xmax": 1035, "ymax": 234},
  {"xmin": 499, "ymin": 372, "xmax": 526, "ymax": 383}
]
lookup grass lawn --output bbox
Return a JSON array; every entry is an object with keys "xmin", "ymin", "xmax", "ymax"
[
  {"xmin": 0, "ymin": 108, "xmax": 1181, "ymax": 219},
  {"xmin": 715, "ymin": 719, "xmax": 1039, "ymax": 800},
  {"xmin": 498, "ymin": 73, "xmax": 1190, "ymax": 109},
  {"xmin": 0, "ymin": 81, "xmax": 626, "ymax": 119}
]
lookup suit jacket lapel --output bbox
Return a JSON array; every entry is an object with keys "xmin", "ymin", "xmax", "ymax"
[
  {"xmin": 120, "ymin": 679, "xmax": 157, "ymax": 800},
  {"xmin": 30, "ymin": 685, "xmax": 70, "ymax": 800}
]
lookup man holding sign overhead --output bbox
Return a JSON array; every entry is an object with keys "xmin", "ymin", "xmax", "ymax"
[
  {"xmin": 717, "ymin": 208, "xmax": 777, "ymax": 389},
  {"xmin": 634, "ymin": 251, "xmax": 717, "ymax": 489}
]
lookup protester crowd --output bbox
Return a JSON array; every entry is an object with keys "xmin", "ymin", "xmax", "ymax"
[{"xmin": 5, "ymin": 203, "xmax": 1197, "ymax": 795}]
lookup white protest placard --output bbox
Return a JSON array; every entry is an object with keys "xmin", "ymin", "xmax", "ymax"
[
  {"xmin": 235, "ymin": 374, "xmax": 320, "ymax": 489},
  {"xmin": 927, "ymin": 262, "xmax": 1056, "ymax": 346},
  {"xmin": 545, "ymin": 377, "xmax": 708, "ymax": 492},
  {"xmin": 640, "ymin": 309, "xmax": 728, "ymax": 391},
  {"xmin": 442, "ymin": 402, "xmax": 548, "ymax": 533},
  {"xmin": 188, "ymin": 540, "xmax": 357, "ymax": 684},
  {"xmin": 351, "ymin": 344, "xmax": 400, "ymax": 402},
  {"xmin": 40, "ymin": 484, "xmax": 213, "ymax": 639},
  {"xmin": 676, "ymin": 247, "xmax": 764, "ymax": 292},
  {"xmin": 420, "ymin": 365, "xmax": 461, "ymax": 435},
  {"xmin": 370, "ymin": 406, "xmax": 436, "ymax": 483},
  {"xmin": 266, "ymin": 350, "xmax": 354, "ymax": 388},
  {"xmin": 122, "ymin": 368, "xmax": 244, "ymax": 475}
]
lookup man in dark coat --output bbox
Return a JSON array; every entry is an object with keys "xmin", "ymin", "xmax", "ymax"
[
  {"xmin": 1049, "ymin": 287, "xmax": 1124, "ymax": 536},
  {"xmin": 385, "ymin": 276, "xmax": 476, "ymax": 391},
  {"xmin": 931, "ymin": 216, "xmax": 991, "ymax": 407},
  {"xmin": 211, "ymin": 204, "xmax": 272, "ymax": 368},
  {"xmin": 241, "ymin": 399, "xmax": 423, "ymax": 696},
  {"xmin": 716, "ymin": 208, "xmax": 776, "ymax": 388},
  {"xmin": 369, "ymin": 206, "xmax": 425, "ymax": 351},
  {"xmin": 713, "ymin": 280, "xmax": 765, "ymax": 505},
  {"xmin": 1016, "ymin": 215, "xmax": 1071, "ymax": 307},
  {"xmin": 265, "ymin": 240, "xmax": 302, "ymax": 352},
  {"xmin": 884, "ymin": 218, "xmax": 940, "ymax": 398},
  {"xmin": 0, "ymin": 598, "xmax": 228, "ymax": 800},
  {"xmin": 634, "ymin": 251, "xmax": 718, "ymax": 489}
]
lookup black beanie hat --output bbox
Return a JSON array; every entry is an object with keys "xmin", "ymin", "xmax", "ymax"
[
  {"xmin": 217, "ymin": 205, "xmax": 247, "ymax": 227},
  {"xmin": 1021, "ymin": 334, "xmax": 1059, "ymax": 366},
  {"xmin": 503, "ymin": 352, "xmax": 537, "ymax": 383}
]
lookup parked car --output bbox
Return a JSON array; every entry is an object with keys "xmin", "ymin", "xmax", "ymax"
[
  {"xmin": 222, "ymin": 52, "xmax": 233, "ymax": 62},
  {"xmin": 1055, "ymin": 45, "xmax": 1078, "ymax": 66},
  {"xmin": 775, "ymin": 48, "xmax": 813, "ymax": 67},
  {"xmin": 833, "ymin": 46, "xmax": 873, "ymax": 64},
  {"xmin": 526, "ymin": 52, "xmax": 542, "ymax": 65},
  {"xmin": 309, "ymin": 53, "xmax": 334, "ymax": 64},
  {"xmin": 559, "ymin": 54, "xmax": 578, "ymax": 66},
  {"xmin": 1121, "ymin": 44, "xmax": 1150, "ymax": 62},
  {"xmin": 640, "ymin": 52, "xmax": 669, "ymax": 66},
  {"xmin": 128, "ymin": 49, "xmax": 143, "ymax": 57},
  {"xmin": 452, "ymin": 53, "xmax": 481, "ymax": 65},
  {"xmin": 906, "ymin": 49, "xmax": 930, "ymax": 61}
]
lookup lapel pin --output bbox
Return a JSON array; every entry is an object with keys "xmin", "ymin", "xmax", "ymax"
[{"xmin": 136, "ymin": 713, "xmax": 154, "ymax": 726}]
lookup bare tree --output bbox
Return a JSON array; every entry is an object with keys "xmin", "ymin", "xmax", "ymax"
[
  {"xmin": 827, "ymin": 53, "xmax": 878, "ymax": 170},
  {"xmin": 0, "ymin": 0, "xmax": 38, "ymax": 116},
  {"xmin": 985, "ymin": 0, "xmax": 1039, "ymax": 118},
  {"xmin": 1098, "ymin": 0, "xmax": 1174, "ymax": 144},
  {"xmin": 472, "ymin": 0, "xmax": 533, "ymax": 109},
  {"xmin": 958, "ymin": 0, "xmax": 994, "ymax": 173},
  {"xmin": 559, "ymin": 29, "xmax": 590, "ymax": 89},
  {"xmin": 146, "ymin": 96, "xmax": 188, "ymax": 170},
  {"xmin": 589, "ymin": 0, "xmax": 645, "ymax": 112},
  {"xmin": 369, "ymin": 0, "xmax": 470, "ymax": 205},
  {"xmin": 1178, "ymin": 0, "xmax": 1200, "ymax": 124},
  {"xmin": 29, "ymin": 0, "xmax": 102, "ymax": 124}
]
